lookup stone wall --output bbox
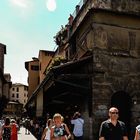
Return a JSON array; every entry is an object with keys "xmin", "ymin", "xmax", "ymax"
[
  {"xmin": 91, "ymin": 23, "xmax": 140, "ymax": 138},
  {"xmin": 93, "ymin": 0, "xmax": 140, "ymax": 14}
]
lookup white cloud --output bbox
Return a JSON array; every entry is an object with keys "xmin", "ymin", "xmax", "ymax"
[
  {"xmin": 46, "ymin": 0, "xmax": 56, "ymax": 12},
  {"xmin": 8, "ymin": 0, "xmax": 34, "ymax": 18},
  {"xmin": 9, "ymin": 0, "xmax": 33, "ymax": 8}
]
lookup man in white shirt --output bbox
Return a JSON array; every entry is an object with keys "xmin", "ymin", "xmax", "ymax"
[{"xmin": 71, "ymin": 112, "xmax": 84, "ymax": 140}]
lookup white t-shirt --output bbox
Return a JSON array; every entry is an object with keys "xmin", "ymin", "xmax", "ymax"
[
  {"xmin": 136, "ymin": 125, "xmax": 140, "ymax": 140},
  {"xmin": 136, "ymin": 125, "xmax": 140, "ymax": 132},
  {"xmin": 44, "ymin": 127, "xmax": 51, "ymax": 140},
  {"xmin": 71, "ymin": 118, "xmax": 84, "ymax": 137}
]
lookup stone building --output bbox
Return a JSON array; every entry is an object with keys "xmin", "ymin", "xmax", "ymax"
[
  {"xmin": 0, "ymin": 43, "xmax": 13, "ymax": 117},
  {"xmin": 0, "ymin": 43, "xmax": 7, "ymax": 97},
  {"xmin": 10, "ymin": 83, "xmax": 28, "ymax": 106},
  {"xmin": 3, "ymin": 73, "xmax": 12, "ymax": 99},
  {"xmin": 25, "ymin": 50, "xmax": 54, "ymax": 117},
  {"xmin": 25, "ymin": 57, "xmax": 39, "ymax": 99},
  {"xmin": 3, "ymin": 83, "xmax": 28, "ymax": 118},
  {"xmin": 25, "ymin": 0, "xmax": 140, "ymax": 139}
]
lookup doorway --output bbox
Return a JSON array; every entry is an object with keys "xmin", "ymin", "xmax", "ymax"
[{"xmin": 111, "ymin": 91, "xmax": 132, "ymax": 137}]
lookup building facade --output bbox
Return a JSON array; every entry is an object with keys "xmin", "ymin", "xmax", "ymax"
[
  {"xmin": 25, "ymin": 58, "xmax": 39, "ymax": 99},
  {"xmin": 0, "ymin": 43, "xmax": 13, "ymax": 118},
  {"xmin": 3, "ymin": 73, "xmax": 12, "ymax": 99},
  {"xmin": 25, "ymin": 51, "xmax": 55, "ymax": 117},
  {"xmin": 0, "ymin": 43, "xmax": 7, "ymax": 97},
  {"xmin": 39, "ymin": 50, "xmax": 54, "ymax": 83},
  {"xmin": 10, "ymin": 83, "xmax": 28, "ymax": 106}
]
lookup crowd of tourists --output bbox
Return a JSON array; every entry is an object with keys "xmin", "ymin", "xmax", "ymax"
[
  {"xmin": 22, "ymin": 112, "xmax": 84, "ymax": 140},
  {"xmin": 0, "ymin": 107, "xmax": 140, "ymax": 140}
]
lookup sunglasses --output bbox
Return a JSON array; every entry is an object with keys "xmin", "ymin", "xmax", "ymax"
[{"xmin": 110, "ymin": 112, "xmax": 119, "ymax": 114}]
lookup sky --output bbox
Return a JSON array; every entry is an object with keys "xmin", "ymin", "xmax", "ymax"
[{"xmin": 0, "ymin": 0, "xmax": 80, "ymax": 85}]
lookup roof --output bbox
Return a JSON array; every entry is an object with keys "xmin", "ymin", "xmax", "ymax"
[
  {"xmin": 25, "ymin": 55, "xmax": 92, "ymax": 107},
  {"xmin": 0, "ymin": 43, "xmax": 6, "ymax": 54},
  {"xmin": 12, "ymin": 83, "xmax": 28, "ymax": 87}
]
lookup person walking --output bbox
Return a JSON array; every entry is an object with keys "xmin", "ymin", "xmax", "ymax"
[
  {"xmin": 11, "ymin": 119, "xmax": 18, "ymax": 140},
  {"xmin": 134, "ymin": 124, "xmax": 140, "ymax": 140},
  {"xmin": 24, "ymin": 118, "xmax": 30, "ymax": 135},
  {"xmin": 41, "ymin": 119, "xmax": 53, "ymax": 140},
  {"xmin": 50, "ymin": 113, "xmax": 71, "ymax": 140},
  {"xmin": 99, "ymin": 107, "xmax": 128, "ymax": 140},
  {"xmin": 2, "ymin": 117, "xmax": 11, "ymax": 140},
  {"xmin": 71, "ymin": 112, "xmax": 84, "ymax": 140}
]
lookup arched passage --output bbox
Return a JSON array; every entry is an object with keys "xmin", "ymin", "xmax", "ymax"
[{"xmin": 111, "ymin": 91, "xmax": 132, "ymax": 137}]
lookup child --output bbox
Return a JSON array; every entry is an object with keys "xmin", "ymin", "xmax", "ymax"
[
  {"xmin": 50, "ymin": 113, "xmax": 71, "ymax": 140},
  {"xmin": 41, "ymin": 119, "xmax": 53, "ymax": 140}
]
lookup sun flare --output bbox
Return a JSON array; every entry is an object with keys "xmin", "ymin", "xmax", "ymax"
[{"xmin": 46, "ymin": 0, "xmax": 56, "ymax": 12}]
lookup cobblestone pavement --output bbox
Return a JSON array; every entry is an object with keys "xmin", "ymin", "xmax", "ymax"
[{"xmin": 18, "ymin": 126, "xmax": 37, "ymax": 140}]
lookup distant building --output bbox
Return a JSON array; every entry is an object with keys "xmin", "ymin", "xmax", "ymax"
[
  {"xmin": 3, "ymin": 101, "xmax": 23, "ymax": 118},
  {"xmin": 0, "ymin": 43, "xmax": 7, "ymax": 97},
  {"xmin": 10, "ymin": 83, "xmax": 28, "ymax": 106},
  {"xmin": 3, "ymin": 73, "xmax": 12, "ymax": 99},
  {"xmin": 0, "ymin": 43, "xmax": 13, "ymax": 118},
  {"xmin": 25, "ymin": 50, "xmax": 54, "ymax": 117},
  {"xmin": 25, "ymin": 57, "xmax": 39, "ymax": 99},
  {"xmin": 38, "ymin": 50, "xmax": 55, "ymax": 83}
]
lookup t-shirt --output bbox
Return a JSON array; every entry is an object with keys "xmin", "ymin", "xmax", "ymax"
[
  {"xmin": 99, "ymin": 120, "xmax": 128, "ymax": 140},
  {"xmin": 44, "ymin": 127, "xmax": 51, "ymax": 140},
  {"xmin": 71, "ymin": 118, "xmax": 84, "ymax": 137},
  {"xmin": 136, "ymin": 125, "xmax": 140, "ymax": 132},
  {"xmin": 136, "ymin": 125, "xmax": 140, "ymax": 140}
]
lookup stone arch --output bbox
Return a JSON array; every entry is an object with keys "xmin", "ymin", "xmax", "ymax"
[{"xmin": 111, "ymin": 91, "xmax": 132, "ymax": 137}]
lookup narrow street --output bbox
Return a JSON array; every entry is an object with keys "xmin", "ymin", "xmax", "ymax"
[{"xmin": 18, "ymin": 127, "xmax": 37, "ymax": 140}]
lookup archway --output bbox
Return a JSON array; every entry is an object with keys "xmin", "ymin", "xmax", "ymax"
[{"xmin": 111, "ymin": 91, "xmax": 132, "ymax": 138}]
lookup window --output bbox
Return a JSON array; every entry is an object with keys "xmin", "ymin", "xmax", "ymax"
[
  {"xmin": 12, "ymin": 94, "xmax": 14, "ymax": 97},
  {"xmin": 24, "ymin": 86, "xmax": 28, "ymax": 91},
  {"xmin": 12, "ymin": 88, "xmax": 15, "ymax": 91},
  {"xmin": 31, "ymin": 65, "xmax": 39, "ymax": 71},
  {"xmin": 16, "ymin": 93, "xmax": 19, "ymax": 98},
  {"xmin": 16, "ymin": 87, "xmax": 19, "ymax": 92},
  {"xmin": 24, "ymin": 86, "xmax": 25, "ymax": 90}
]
